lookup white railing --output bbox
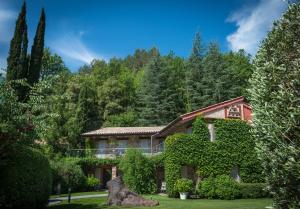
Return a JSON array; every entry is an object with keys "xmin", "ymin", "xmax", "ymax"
[{"xmin": 67, "ymin": 144, "xmax": 164, "ymax": 158}]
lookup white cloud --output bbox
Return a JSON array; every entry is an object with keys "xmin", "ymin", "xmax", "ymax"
[
  {"xmin": 226, "ymin": 0, "xmax": 287, "ymax": 55},
  {"xmin": 51, "ymin": 33, "xmax": 105, "ymax": 65}
]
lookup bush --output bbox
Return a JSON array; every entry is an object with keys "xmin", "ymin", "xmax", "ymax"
[
  {"xmin": 198, "ymin": 176, "xmax": 216, "ymax": 199},
  {"xmin": 198, "ymin": 175, "xmax": 240, "ymax": 200},
  {"xmin": 119, "ymin": 149, "xmax": 157, "ymax": 194},
  {"xmin": 214, "ymin": 175, "xmax": 241, "ymax": 200},
  {"xmin": 174, "ymin": 178, "xmax": 193, "ymax": 193},
  {"xmin": 0, "ymin": 145, "xmax": 52, "ymax": 209},
  {"xmin": 50, "ymin": 158, "xmax": 86, "ymax": 193},
  {"xmin": 239, "ymin": 183, "xmax": 269, "ymax": 198},
  {"xmin": 86, "ymin": 176, "xmax": 100, "ymax": 191}
]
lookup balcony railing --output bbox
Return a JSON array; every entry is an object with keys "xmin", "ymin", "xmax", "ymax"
[{"xmin": 67, "ymin": 143, "xmax": 164, "ymax": 158}]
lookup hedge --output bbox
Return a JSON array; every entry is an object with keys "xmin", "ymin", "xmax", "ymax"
[
  {"xmin": 165, "ymin": 117, "xmax": 264, "ymax": 197},
  {"xmin": 0, "ymin": 145, "xmax": 52, "ymax": 209},
  {"xmin": 198, "ymin": 176, "xmax": 268, "ymax": 199}
]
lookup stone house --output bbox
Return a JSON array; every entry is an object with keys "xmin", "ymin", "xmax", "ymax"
[{"xmin": 80, "ymin": 96, "xmax": 252, "ymax": 188}]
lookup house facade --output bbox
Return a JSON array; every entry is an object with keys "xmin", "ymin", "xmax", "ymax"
[{"xmin": 79, "ymin": 96, "xmax": 252, "ymax": 188}]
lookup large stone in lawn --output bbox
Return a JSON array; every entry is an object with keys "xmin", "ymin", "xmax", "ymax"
[{"xmin": 107, "ymin": 176, "xmax": 159, "ymax": 207}]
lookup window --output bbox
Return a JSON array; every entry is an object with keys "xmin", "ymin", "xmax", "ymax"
[
  {"xmin": 139, "ymin": 138, "xmax": 150, "ymax": 153},
  {"xmin": 230, "ymin": 166, "xmax": 241, "ymax": 182},
  {"xmin": 186, "ymin": 127, "xmax": 192, "ymax": 134},
  {"xmin": 208, "ymin": 123, "xmax": 215, "ymax": 142}
]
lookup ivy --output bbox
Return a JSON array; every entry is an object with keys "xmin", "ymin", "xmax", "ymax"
[{"xmin": 165, "ymin": 117, "xmax": 263, "ymax": 197}]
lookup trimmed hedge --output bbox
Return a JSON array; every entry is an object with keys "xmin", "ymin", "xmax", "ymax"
[
  {"xmin": 198, "ymin": 176, "xmax": 268, "ymax": 200},
  {"xmin": 165, "ymin": 117, "xmax": 264, "ymax": 197},
  {"xmin": 0, "ymin": 145, "xmax": 52, "ymax": 209},
  {"xmin": 239, "ymin": 183, "xmax": 269, "ymax": 198},
  {"xmin": 198, "ymin": 175, "xmax": 241, "ymax": 200}
]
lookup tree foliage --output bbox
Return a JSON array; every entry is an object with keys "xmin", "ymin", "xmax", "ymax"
[
  {"xmin": 28, "ymin": 9, "xmax": 46, "ymax": 85},
  {"xmin": 249, "ymin": 3, "xmax": 300, "ymax": 209},
  {"xmin": 119, "ymin": 149, "xmax": 157, "ymax": 194}
]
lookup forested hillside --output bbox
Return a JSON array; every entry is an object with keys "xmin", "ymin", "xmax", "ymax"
[{"xmin": 26, "ymin": 33, "xmax": 252, "ymax": 153}]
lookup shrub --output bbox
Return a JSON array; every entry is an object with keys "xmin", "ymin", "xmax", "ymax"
[
  {"xmin": 50, "ymin": 158, "xmax": 86, "ymax": 193},
  {"xmin": 198, "ymin": 175, "xmax": 240, "ymax": 200},
  {"xmin": 214, "ymin": 175, "xmax": 241, "ymax": 200},
  {"xmin": 239, "ymin": 183, "xmax": 269, "ymax": 198},
  {"xmin": 0, "ymin": 145, "xmax": 52, "ymax": 209},
  {"xmin": 197, "ymin": 176, "xmax": 216, "ymax": 199},
  {"xmin": 119, "ymin": 149, "xmax": 157, "ymax": 194},
  {"xmin": 86, "ymin": 176, "xmax": 100, "ymax": 191},
  {"xmin": 174, "ymin": 178, "xmax": 193, "ymax": 193}
]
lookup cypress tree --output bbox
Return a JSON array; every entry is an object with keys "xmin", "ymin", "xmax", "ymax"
[
  {"xmin": 185, "ymin": 32, "xmax": 204, "ymax": 111},
  {"xmin": 6, "ymin": 2, "xmax": 28, "ymax": 81},
  {"xmin": 28, "ymin": 8, "xmax": 46, "ymax": 85}
]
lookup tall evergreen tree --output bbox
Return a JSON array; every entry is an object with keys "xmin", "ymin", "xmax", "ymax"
[
  {"xmin": 185, "ymin": 32, "xmax": 204, "ymax": 111},
  {"xmin": 6, "ymin": 2, "xmax": 28, "ymax": 82},
  {"xmin": 28, "ymin": 8, "xmax": 46, "ymax": 85},
  {"xmin": 202, "ymin": 42, "xmax": 227, "ymax": 106},
  {"xmin": 137, "ymin": 52, "xmax": 183, "ymax": 125}
]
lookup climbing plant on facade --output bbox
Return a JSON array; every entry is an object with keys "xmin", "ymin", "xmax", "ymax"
[{"xmin": 165, "ymin": 117, "xmax": 263, "ymax": 197}]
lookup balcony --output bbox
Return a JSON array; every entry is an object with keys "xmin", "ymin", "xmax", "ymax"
[{"xmin": 67, "ymin": 143, "xmax": 164, "ymax": 158}]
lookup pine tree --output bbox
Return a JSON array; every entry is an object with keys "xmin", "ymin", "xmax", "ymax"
[
  {"xmin": 6, "ymin": 2, "xmax": 28, "ymax": 81},
  {"xmin": 202, "ymin": 42, "xmax": 227, "ymax": 106},
  {"xmin": 137, "ymin": 55, "xmax": 163, "ymax": 125},
  {"xmin": 137, "ymin": 52, "xmax": 183, "ymax": 125},
  {"xmin": 185, "ymin": 32, "xmax": 204, "ymax": 111},
  {"xmin": 28, "ymin": 8, "xmax": 46, "ymax": 85}
]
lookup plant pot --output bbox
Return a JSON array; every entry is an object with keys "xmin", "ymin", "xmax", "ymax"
[{"xmin": 179, "ymin": 192, "xmax": 188, "ymax": 200}]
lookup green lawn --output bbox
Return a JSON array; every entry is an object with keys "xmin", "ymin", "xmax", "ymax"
[
  {"xmin": 48, "ymin": 195, "xmax": 273, "ymax": 209},
  {"xmin": 50, "ymin": 191, "xmax": 107, "ymax": 198}
]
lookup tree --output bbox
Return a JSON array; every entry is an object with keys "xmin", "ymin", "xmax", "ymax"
[
  {"xmin": 137, "ymin": 55, "xmax": 165, "ymax": 125},
  {"xmin": 202, "ymin": 43, "xmax": 227, "ymax": 106},
  {"xmin": 41, "ymin": 48, "xmax": 68, "ymax": 79},
  {"xmin": 119, "ymin": 149, "xmax": 157, "ymax": 194},
  {"xmin": 75, "ymin": 81, "xmax": 100, "ymax": 133},
  {"xmin": 223, "ymin": 50, "xmax": 253, "ymax": 98},
  {"xmin": 185, "ymin": 32, "xmax": 205, "ymax": 111},
  {"xmin": 6, "ymin": 2, "xmax": 29, "ymax": 100},
  {"xmin": 28, "ymin": 8, "xmax": 46, "ymax": 85},
  {"xmin": 6, "ymin": 2, "xmax": 28, "ymax": 81},
  {"xmin": 249, "ymin": 3, "xmax": 300, "ymax": 209}
]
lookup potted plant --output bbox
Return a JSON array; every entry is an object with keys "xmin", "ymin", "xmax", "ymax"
[{"xmin": 175, "ymin": 178, "xmax": 193, "ymax": 200}]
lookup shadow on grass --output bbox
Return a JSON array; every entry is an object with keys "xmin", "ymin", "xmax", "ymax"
[{"xmin": 49, "ymin": 204, "xmax": 100, "ymax": 209}]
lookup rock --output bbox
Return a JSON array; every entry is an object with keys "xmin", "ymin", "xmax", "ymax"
[{"xmin": 107, "ymin": 176, "xmax": 159, "ymax": 207}]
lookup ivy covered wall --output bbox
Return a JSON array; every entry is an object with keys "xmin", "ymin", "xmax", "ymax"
[{"xmin": 165, "ymin": 117, "xmax": 263, "ymax": 197}]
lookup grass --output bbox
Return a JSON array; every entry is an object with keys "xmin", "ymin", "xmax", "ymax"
[
  {"xmin": 50, "ymin": 191, "xmax": 108, "ymax": 198},
  {"xmin": 48, "ymin": 194, "xmax": 273, "ymax": 209}
]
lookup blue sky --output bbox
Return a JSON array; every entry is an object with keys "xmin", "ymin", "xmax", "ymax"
[{"xmin": 0, "ymin": 0, "xmax": 288, "ymax": 72}]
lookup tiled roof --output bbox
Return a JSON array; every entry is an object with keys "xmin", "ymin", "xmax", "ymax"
[{"xmin": 82, "ymin": 126, "xmax": 165, "ymax": 136}]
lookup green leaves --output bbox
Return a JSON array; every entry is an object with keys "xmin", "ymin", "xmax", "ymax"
[
  {"xmin": 119, "ymin": 149, "xmax": 157, "ymax": 194},
  {"xmin": 249, "ymin": 3, "xmax": 300, "ymax": 208},
  {"xmin": 165, "ymin": 117, "xmax": 263, "ymax": 197}
]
